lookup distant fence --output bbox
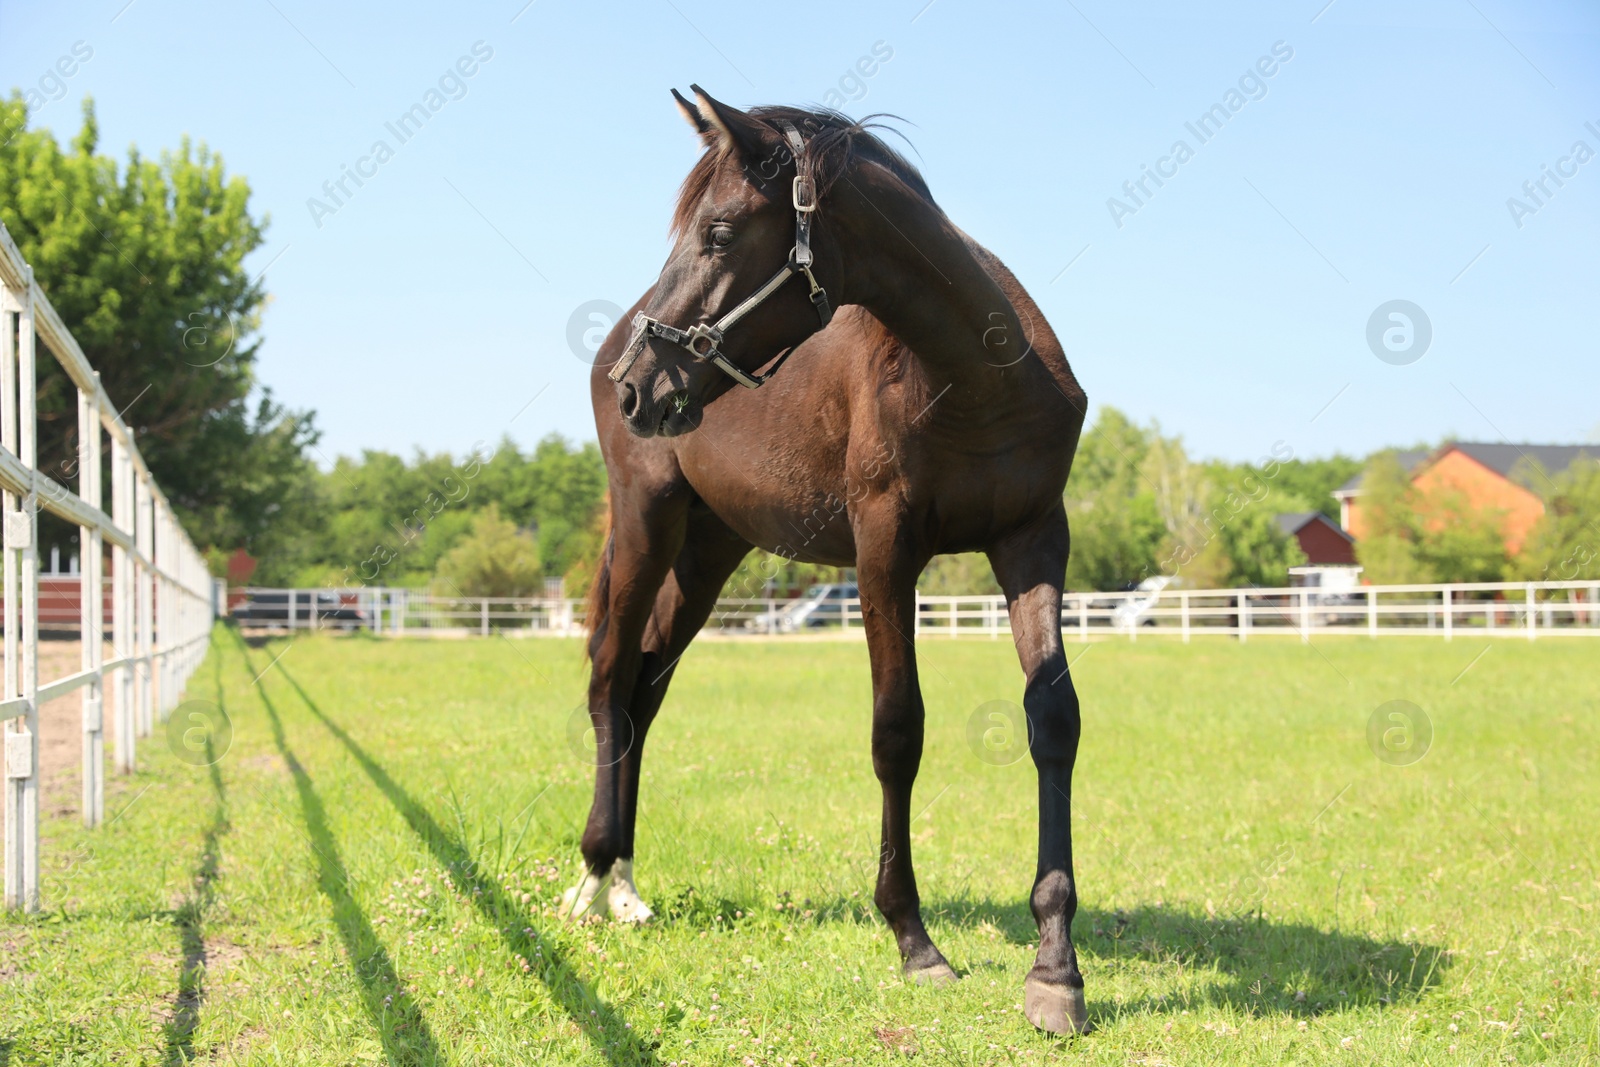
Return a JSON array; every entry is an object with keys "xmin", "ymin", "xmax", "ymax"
[
  {"xmin": 230, "ymin": 579, "xmax": 1600, "ymax": 641},
  {"xmin": 2, "ymin": 221, "xmax": 214, "ymax": 912}
]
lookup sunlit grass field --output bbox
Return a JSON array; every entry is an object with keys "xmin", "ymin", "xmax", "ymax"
[{"xmin": 2, "ymin": 626, "xmax": 1596, "ymax": 1065}]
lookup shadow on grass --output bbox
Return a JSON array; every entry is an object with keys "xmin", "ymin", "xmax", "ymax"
[
  {"xmin": 253, "ymin": 641, "xmax": 659, "ymax": 1067},
  {"xmin": 927, "ymin": 897, "xmax": 1450, "ymax": 1021},
  {"xmin": 162, "ymin": 655, "xmax": 231, "ymax": 1066},
  {"xmin": 231, "ymin": 635, "xmax": 446, "ymax": 1066}
]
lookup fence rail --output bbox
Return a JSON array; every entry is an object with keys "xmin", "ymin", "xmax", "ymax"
[
  {"xmin": 2, "ymin": 221, "xmax": 214, "ymax": 912},
  {"xmin": 230, "ymin": 579, "xmax": 1600, "ymax": 641}
]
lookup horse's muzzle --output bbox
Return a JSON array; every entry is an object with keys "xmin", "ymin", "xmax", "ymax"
[{"xmin": 617, "ymin": 379, "xmax": 696, "ymax": 438}]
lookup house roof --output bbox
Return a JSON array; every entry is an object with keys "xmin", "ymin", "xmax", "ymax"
[
  {"xmin": 1334, "ymin": 450, "xmax": 1429, "ymax": 496},
  {"xmin": 1334, "ymin": 443, "xmax": 1598, "ymax": 497},
  {"xmin": 1276, "ymin": 511, "xmax": 1354, "ymax": 542},
  {"xmin": 1451, "ymin": 442, "xmax": 1597, "ymax": 480}
]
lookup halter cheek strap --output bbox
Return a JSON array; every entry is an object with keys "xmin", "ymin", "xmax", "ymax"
[{"xmin": 608, "ymin": 123, "xmax": 833, "ymax": 390}]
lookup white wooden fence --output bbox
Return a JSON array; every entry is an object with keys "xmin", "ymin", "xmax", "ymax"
[
  {"xmin": 2, "ymin": 221, "xmax": 214, "ymax": 912},
  {"xmin": 231, "ymin": 579, "xmax": 1600, "ymax": 641}
]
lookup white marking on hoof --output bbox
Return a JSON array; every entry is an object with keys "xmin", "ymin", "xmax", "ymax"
[
  {"xmin": 1023, "ymin": 977, "xmax": 1090, "ymax": 1035},
  {"xmin": 561, "ymin": 868, "xmax": 612, "ymax": 922},
  {"xmin": 606, "ymin": 858, "xmax": 654, "ymax": 923},
  {"xmin": 907, "ymin": 961, "xmax": 959, "ymax": 986}
]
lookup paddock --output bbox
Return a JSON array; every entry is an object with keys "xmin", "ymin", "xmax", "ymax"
[
  {"xmin": 3, "ymin": 214, "xmax": 1598, "ymax": 1065},
  {"xmin": 2, "ymin": 631, "xmax": 1594, "ymax": 1064}
]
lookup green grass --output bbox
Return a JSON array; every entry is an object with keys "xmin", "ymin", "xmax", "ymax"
[{"xmin": 2, "ymin": 626, "xmax": 1597, "ymax": 1065}]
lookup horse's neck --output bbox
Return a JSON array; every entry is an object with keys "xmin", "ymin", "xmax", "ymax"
[{"xmin": 836, "ymin": 171, "xmax": 1024, "ymax": 395}]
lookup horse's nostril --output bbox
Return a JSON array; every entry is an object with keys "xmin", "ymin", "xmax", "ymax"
[{"xmin": 619, "ymin": 382, "xmax": 640, "ymax": 419}]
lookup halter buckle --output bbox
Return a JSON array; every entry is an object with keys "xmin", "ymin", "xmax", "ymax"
[
  {"xmin": 682, "ymin": 322, "xmax": 724, "ymax": 360},
  {"xmin": 792, "ymin": 175, "xmax": 818, "ymax": 213}
]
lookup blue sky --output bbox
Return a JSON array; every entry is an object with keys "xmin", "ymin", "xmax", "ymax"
[{"xmin": 3, "ymin": 0, "xmax": 1597, "ymax": 466}]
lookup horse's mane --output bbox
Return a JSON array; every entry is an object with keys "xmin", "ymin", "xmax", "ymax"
[{"xmin": 670, "ymin": 106, "xmax": 934, "ymax": 240}]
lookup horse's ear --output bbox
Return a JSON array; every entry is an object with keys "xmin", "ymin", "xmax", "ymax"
[
  {"xmin": 672, "ymin": 88, "xmax": 714, "ymax": 145},
  {"xmin": 689, "ymin": 84, "xmax": 774, "ymax": 160}
]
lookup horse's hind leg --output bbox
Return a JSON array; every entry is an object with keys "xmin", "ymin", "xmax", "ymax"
[
  {"xmin": 566, "ymin": 506, "xmax": 748, "ymax": 921},
  {"xmin": 855, "ymin": 524, "xmax": 956, "ymax": 983},
  {"xmin": 987, "ymin": 505, "xmax": 1090, "ymax": 1035}
]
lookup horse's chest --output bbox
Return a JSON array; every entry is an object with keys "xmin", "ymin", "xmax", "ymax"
[{"xmin": 679, "ymin": 435, "xmax": 862, "ymax": 566}]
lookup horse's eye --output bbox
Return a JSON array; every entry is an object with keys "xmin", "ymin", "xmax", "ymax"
[{"xmin": 709, "ymin": 224, "xmax": 734, "ymax": 248}]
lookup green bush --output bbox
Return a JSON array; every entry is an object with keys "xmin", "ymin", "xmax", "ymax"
[{"xmin": 433, "ymin": 505, "xmax": 542, "ymax": 598}]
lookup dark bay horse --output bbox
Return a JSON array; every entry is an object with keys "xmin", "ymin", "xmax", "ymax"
[{"xmin": 566, "ymin": 87, "xmax": 1090, "ymax": 1034}]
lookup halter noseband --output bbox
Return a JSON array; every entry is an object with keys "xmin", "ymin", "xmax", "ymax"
[{"xmin": 608, "ymin": 123, "xmax": 834, "ymax": 391}]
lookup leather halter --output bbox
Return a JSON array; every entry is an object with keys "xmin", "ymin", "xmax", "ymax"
[{"xmin": 608, "ymin": 123, "xmax": 834, "ymax": 391}]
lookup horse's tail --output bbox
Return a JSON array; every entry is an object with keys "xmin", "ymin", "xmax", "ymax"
[{"xmin": 583, "ymin": 508, "xmax": 614, "ymax": 661}]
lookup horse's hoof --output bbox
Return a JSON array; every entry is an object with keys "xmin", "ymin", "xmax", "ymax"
[
  {"xmin": 1023, "ymin": 977, "xmax": 1091, "ymax": 1035},
  {"xmin": 560, "ymin": 869, "xmax": 612, "ymax": 922},
  {"xmin": 907, "ymin": 962, "xmax": 960, "ymax": 986},
  {"xmin": 606, "ymin": 859, "xmax": 655, "ymax": 923}
]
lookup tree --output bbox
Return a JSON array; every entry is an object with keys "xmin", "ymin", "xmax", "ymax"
[
  {"xmin": 1417, "ymin": 485, "xmax": 1506, "ymax": 583},
  {"xmin": 476, "ymin": 434, "xmax": 607, "ymax": 579},
  {"xmin": 720, "ymin": 550, "xmax": 845, "ymax": 600},
  {"xmin": 1156, "ymin": 455, "xmax": 1308, "ymax": 588},
  {"xmin": 1352, "ymin": 448, "xmax": 1512, "ymax": 584},
  {"xmin": 434, "ymin": 505, "xmax": 542, "ymax": 597},
  {"xmin": 1354, "ymin": 451, "xmax": 1433, "ymax": 584},
  {"xmin": 1271, "ymin": 456, "xmax": 1363, "ymax": 522},
  {"xmin": 918, "ymin": 553, "xmax": 1001, "ymax": 595},
  {"xmin": 0, "ymin": 95, "xmax": 317, "ymax": 560},
  {"xmin": 561, "ymin": 493, "xmax": 613, "ymax": 598},
  {"xmin": 1213, "ymin": 495, "xmax": 1309, "ymax": 587},
  {"xmin": 1515, "ymin": 456, "xmax": 1600, "ymax": 581},
  {"xmin": 1142, "ymin": 428, "xmax": 1210, "ymax": 548},
  {"xmin": 1063, "ymin": 406, "xmax": 1166, "ymax": 590}
]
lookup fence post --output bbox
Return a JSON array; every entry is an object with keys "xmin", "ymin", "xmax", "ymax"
[
  {"xmin": 1367, "ymin": 588, "xmax": 1377, "ymax": 638},
  {"xmin": 0, "ymin": 278, "xmax": 18, "ymax": 907},
  {"xmin": 1443, "ymin": 586, "xmax": 1453, "ymax": 642},
  {"xmin": 1239, "ymin": 591, "xmax": 1249, "ymax": 643},
  {"xmin": 3, "ymin": 265, "xmax": 41, "ymax": 911},
  {"xmin": 78, "ymin": 387, "xmax": 104, "ymax": 826},
  {"xmin": 1181, "ymin": 593, "xmax": 1190, "ymax": 643},
  {"xmin": 1526, "ymin": 582, "xmax": 1536, "ymax": 641},
  {"xmin": 287, "ymin": 588, "xmax": 297, "ymax": 634},
  {"xmin": 1, "ymin": 279, "xmax": 17, "ymax": 753},
  {"xmin": 1299, "ymin": 589, "xmax": 1310, "ymax": 644},
  {"xmin": 481, "ymin": 597, "xmax": 489, "ymax": 637},
  {"xmin": 134, "ymin": 474, "xmax": 152, "ymax": 739},
  {"xmin": 157, "ymin": 507, "xmax": 167, "ymax": 716},
  {"xmin": 111, "ymin": 438, "xmax": 133, "ymax": 773}
]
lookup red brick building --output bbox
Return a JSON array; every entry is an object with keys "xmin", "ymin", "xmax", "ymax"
[{"xmin": 1275, "ymin": 512, "xmax": 1357, "ymax": 565}]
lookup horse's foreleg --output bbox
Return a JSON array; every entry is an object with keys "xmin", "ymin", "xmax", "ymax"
[
  {"xmin": 603, "ymin": 513, "xmax": 749, "ymax": 921},
  {"xmin": 566, "ymin": 507, "xmax": 748, "ymax": 923},
  {"xmin": 988, "ymin": 505, "xmax": 1089, "ymax": 1035},
  {"xmin": 566, "ymin": 505, "xmax": 684, "ymax": 921},
  {"xmin": 856, "ymin": 529, "xmax": 955, "ymax": 983}
]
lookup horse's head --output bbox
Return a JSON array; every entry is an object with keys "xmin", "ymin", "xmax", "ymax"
[{"xmin": 609, "ymin": 87, "xmax": 841, "ymax": 438}]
